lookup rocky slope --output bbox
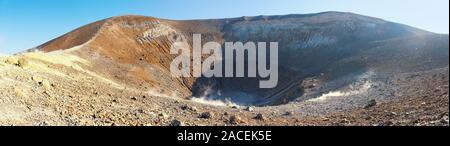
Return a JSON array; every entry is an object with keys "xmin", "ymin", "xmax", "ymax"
[
  {"xmin": 0, "ymin": 12, "xmax": 448, "ymax": 126},
  {"xmin": 0, "ymin": 53, "xmax": 447, "ymax": 126}
]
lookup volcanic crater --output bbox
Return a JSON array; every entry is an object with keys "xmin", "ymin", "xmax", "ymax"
[{"xmin": 0, "ymin": 12, "xmax": 448, "ymax": 126}]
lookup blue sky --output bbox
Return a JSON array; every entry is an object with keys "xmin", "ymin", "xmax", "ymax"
[{"xmin": 0, "ymin": 0, "xmax": 448, "ymax": 54}]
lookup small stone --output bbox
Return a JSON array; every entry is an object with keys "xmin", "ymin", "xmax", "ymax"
[
  {"xmin": 180, "ymin": 105, "xmax": 188, "ymax": 110},
  {"xmin": 17, "ymin": 58, "xmax": 29, "ymax": 69},
  {"xmin": 159, "ymin": 113, "xmax": 169, "ymax": 119},
  {"xmin": 441, "ymin": 115, "xmax": 449, "ymax": 124},
  {"xmin": 181, "ymin": 105, "xmax": 197, "ymax": 112},
  {"xmin": 364, "ymin": 99, "xmax": 377, "ymax": 109},
  {"xmin": 245, "ymin": 106, "xmax": 254, "ymax": 112},
  {"xmin": 229, "ymin": 115, "xmax": 242, "ymax": 124},
  {"xmin": 131, "ymin": 97, "xmax": 137, "ymax": 100},
  {"xmin": 199, "ymin": 112, "xmax": 214, "ymax": 119},
  {"xmin": 169, "ymin": 120, "xmax": 184, "ymax": 126},
  {"xmin": 363, "ymin": 116, "xmax": 373, "ymax": 120},
  {"xmin": 283, "ymin": 111, "xmax": 293, "ymax": 116},
  {"xmin": 380, "ymin": 120, "xmax": 394, "ymax": 126},
  {"xmin": 254, "ymin": 113, "xmax": 265, "ymax": 121},
  {"xmin": 190, "ymin": 106, "xmax": 198, "ymax": 112},
  {"xmin": 41, "ymin": 80, "xmax": 52, "ymax": 89},
  {"xmin": 340, "ymin": 119, "xmax": 351, "ymax": 124},
  {"xmin": 388, "ymin": 112, "xmax": 397, "ymax": 116}
]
